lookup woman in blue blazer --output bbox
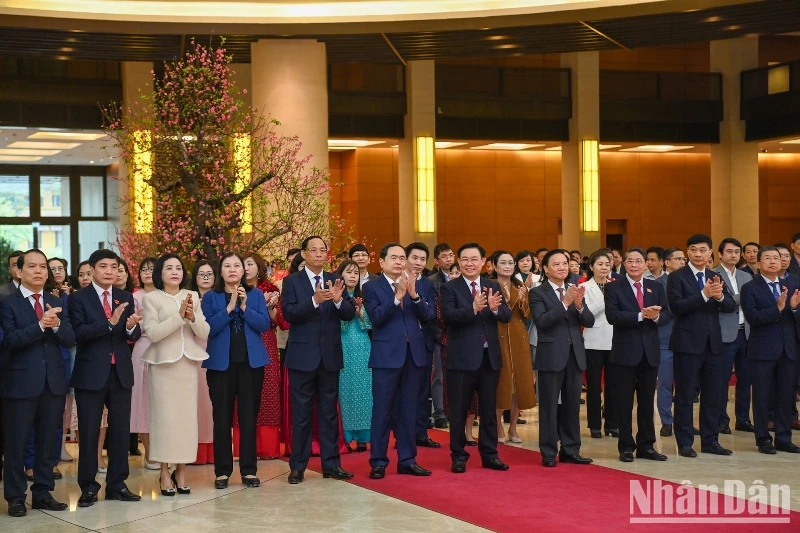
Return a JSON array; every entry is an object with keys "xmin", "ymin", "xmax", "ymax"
[{"xmin": 201, "ymin": 252, "xmax": 270, "ymax": 489}]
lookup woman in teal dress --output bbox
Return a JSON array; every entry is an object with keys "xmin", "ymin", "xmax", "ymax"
[{"xmin": 336, "ymin": 260, "xmax": 373, "ymax": 452}]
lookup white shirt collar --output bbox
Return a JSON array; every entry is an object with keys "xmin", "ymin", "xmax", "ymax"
[
  {"xmin": 626, "ymin": 274, "xmax": 644, "ymax": 288},
  {"xmin": 92, "ymin": 281, "xmax": 113, "ymax": 300},
  {"xmin": 19, "ymin": 284, "xmax": 43, "ymax": 300},
  {"xmin": 383, "ymin": 272, "xmax": 400, "ymax": 285},
  {"xmin": 688, "ymin": 262, "xmax": 705, "ymax": 277},
  {"xmin": 464, "ymin": 276, "xmax": 481, "ymax": 291},
  {"xmin": 305, "ymin": 268, "xmax": 325, "ymax": 288},
  {"xmin": 762, "ymin": 274, "xmax": 780, "ymax": 284},
  {"xmin": 547, "ymin": 278, "xmax": 565, "ymax": 291}
]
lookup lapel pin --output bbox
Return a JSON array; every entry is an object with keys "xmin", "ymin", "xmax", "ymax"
[{"xmin": 646, "ymin": 288, "xmax": 652, "ymax": 293}]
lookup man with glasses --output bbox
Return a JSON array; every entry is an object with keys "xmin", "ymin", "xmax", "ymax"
[
  {"xmin": 427, "ymin": 244, "xmax": 454, "ymax": 429},
  {"xmin": 655, "ymin": 248, "xmax": 684, "ymax": 437},
  {"xmin": 348, "ymin": 244, "xmax": 372, "ymax": 288},
  {"xmin": 775, "ymin": 243, "xmax": 800, "ymax": 430}
]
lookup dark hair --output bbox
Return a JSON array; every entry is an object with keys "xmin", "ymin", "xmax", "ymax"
[
  {"xmin": 494, "ymin": 251, "xmax": 523, "ymax": 287},
  {"xmin": 301, "ymin": 235, "xmax": 327, "ymax": 250},
  {"xmin": 773, "ymin": 243, "xmax": 790, "ymax": 253},
  {"xmin": 243, "ymin": 252, "xmax": 269, "ymax": 282},
  {"xmin": 433, "ymin": 243, "xmax": 452, "ymax": 258},
  {"xmin": 792, "ymin": 233, "xmax": 800, "ymax": 245},
  {"xmin": 449, "ymin": 263, "xmax": 460, "ymax": 273},
  {"xmin": 214, "ymin": 252, "xmax": 252, "ymax": 292},
  {"xmin": 646, "ymin": 246, "xmax": 664, "ymax": 258},
  {"xmin": 718, "ymin": 238, "xmax": 742, "ymax": 254},
  {"xmin": 758, "ymin": 245, "xmax": 780, "ymax": 261},
  {"xmin": 116, "ymin": 258, "xmax": 135, "ymax": 292},
  {"xmin": 336, "ymin": 259, "xmax": 363, "ymax": 299},
  {"xmin": 534, "ymin": 247, "xmax": 549, "ymax": 256},
  {"xmin": 191, "ymin": 260, "xmax": 216, "ymax": 292},
  {"xmin": 686, "ymin": 233, "xmax": 712, "ymax": 249},
  {"xmin": 152, "ymin": 253, "xmax": 189, "ymax": 290},
  {"xmin": 513, "ymin": 249, "xmax": 532, "ymax": 276},
  {"xmin": 405, "ymin": 242, "xmax": 429, "ymax": 260},
  {"xmin": 72, "ymin": 260, "xmax": 91, "ymax": 290},
  {"xmin": 457, "ymin": 242, "xmax": 485, "ymax": 258},
  {"xmin": 348, "ymin": 243, "xmax": 369, "ymax": 257},
  {"xmin": 48, "ymin": 256, "xmax": 70, "ymax": 285},
  {"xmin": 662, "ymin": 247, "xmax": 681, "ymax": 261},
  {"xmin": 542, "ymin": 248, "xmax": 569, "ymax": 268},
  {"xmin": 569, "ymin": 250, "xmax": 581, "ymax": 258},
  {"xmin": 88, "ymin": 249, "xmax": 119, "ymax": 268},
  {"xmin": 380, "ymin": 242, "xmax": 405, "ymax": 259},
  {"xmin": 286, "ymin": 247, "xmax": 301, "ymax": 259},
  {"xmin": 743, "ymin": 241, "xmax": 760, "ymax": 251},
  {"xmin": 288, "ymin": 253, "xmax": 305, "ymax": 274},
  {"xmin": 8, "ymin": 250, "xmax": 24, "ymax": 264},
  {"xmin": 625, "ymin": 247, "xmax": 647, "ymax": 261},
  {"xmin": 587, "ymin": 249, "xmax": 611, "ymax": 275},
  {"xmin": 17, "ymin": 248, "xmax": 48, "ymax": 270},
  {"xmin": 137, "ymin": 257, "xmax": 157, "ymax": 288}
]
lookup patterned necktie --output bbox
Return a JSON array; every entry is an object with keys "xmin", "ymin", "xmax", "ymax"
[
  {"xmin": 32, "ymin": 294, "xmax": 44, "ymax": 320},
  {"xmin": 557, "ymin": 287, "xmax": 565, "ymax": 302},
  {"xmin": 103, "ymin": 291, "xmax": 116, "ymax": 364},
  {"xmin": 392, "ymin": 282, "xmax": 404, "ymax": 310},
  {"xmin": 634, "ymin": 281, "xmax": 644, "ymax": 310},
  {"xmin": 471, "ymin": 282, "xmax": 486, "ymax": 344},
  {"xmin": 771, "ymin": 282, "xmax": 781, "ymax": 302},
  {"xmin": 696, "ymin": 272, "xmax": 705, "ymax": 290}
]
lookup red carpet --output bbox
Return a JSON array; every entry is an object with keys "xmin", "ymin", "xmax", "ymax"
[{"xmin": 302, "ymin": 430, "xmax": 798, "ymax": 532}]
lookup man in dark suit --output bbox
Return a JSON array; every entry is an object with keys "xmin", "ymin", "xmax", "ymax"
[
  {"xmin": 281, "ymin": 235, "xmax": 356, "ymax": 484},
  {"xmin": 605, "ymin": 247, "xmax": 671, "ymax": 463},
  {"xmin": 667, "ymin": 234, "xmax": 736, "ymax": 458},
  {"xmin": 741, "ymin": 246, "xmax": 800, "ymax": 454},
  {"xmin": 440, "ymin": 243, "xmax": 511, "ymax": 474},
  {"xmin": 741, "ymin": 242, "xmax": 760, "ymax": 277},
  {"xmin": 427, "ymin": 243, "xmax": 455, "ymax": 428},
  {"xmin": 655, "ymin": 247, "xmax": 685, "ymax": 437},
  {"xmin": 0, "ymin": 250, "xmax": 24, "ymax": 299},
  {"xmin": 362, "ymin": 242, "xmax": 435, "ymax": 479},
  {"xmin": 69, "ymin": 249, "xmax": 142, "ymax": 507},
  {"xmin": 788, "ymin": 234, "xmax": 800, "ymax": 277},
  {"xmin": 530, "ymin": 249, "xmax": 595, "ymax": 467},
  {"xmin": 1, "ymin": 249, "xmax": 74, "ymax": 517}
]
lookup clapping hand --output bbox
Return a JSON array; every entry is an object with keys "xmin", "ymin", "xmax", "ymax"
[
  {"xmin": 703, "ymin": 276, "xmax": 724, "ymax": 300},
  {"xmin": 327, "ymin": 279, "xmax": 345, "ymax": 304},
  {"xmin": 778, "ymin": 286, "xmax": 788, "ymax": 312},
  {"xmin": 405, "ymin": 272, "xmax": 418, "ymax": 300},
  {"xmin": 237, "ymin": 286, "xmax": 248, "ymax": 311},
  {"xmin": 642, "ymin": 305, "xmax": 662, "ymax": 321},
  {"xmin": 395, "ymin": 275, "xmax": 409, "ymax": 300},
  {"xmin": 487, "ymin": 288, "xmax": 503, "ymax": 312},
  {"xmin": 40, "ymin": 304, "xmax": 62, "ymax": 329},
  {"xmin": 790, "ymin": 288, "xmax": 800, "ymax": 311},
  {"xmin": 182, "ymin": 294, "xmax": 195, "ymax": 322},
  {"xmin": 265, "ymin": 291, "xmax": 279, "ymax": 310},
  {"xmin": 354, "ymin": 296, "xmax": 364, "ymax": 317},
  {"xmin": 125, "ymin": 309, "xmax": 142, "ymax": 330},
  {"xmin": 517, "ymin": 284, "xmax": 528, "ymax": 302},
  {"xmin": 562, "ymin": 285, "xmax": 577, "ymax": 306},
  {"xmin": 473, "ymin": 289, "xmax": 488, "ymax": 314},
  {"xmin": 109, "ymin": 302, "xmax": 129, "ymax": 325}
]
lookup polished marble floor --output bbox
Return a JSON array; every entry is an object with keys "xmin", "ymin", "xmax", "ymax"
[{"xmin": 2, "ymin": 393, "xmax": 800, "ymax": 532}]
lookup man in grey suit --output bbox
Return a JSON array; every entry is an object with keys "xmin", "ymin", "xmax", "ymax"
[
  {"xmin": 0, "ymin": 250, "xmax": 24, "ymax": 299},
  {"xmin": 714, "ymin": 238, "xmax": 754, "ymax": 434},
  {"xmin": 530, "ymin": 249, "xmax": 595, "ymax": 467}
]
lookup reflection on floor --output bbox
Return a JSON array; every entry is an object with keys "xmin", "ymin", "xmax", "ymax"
[{"xmin": 1, "ymin": 396, "xmax": 799, "ymax": 532}]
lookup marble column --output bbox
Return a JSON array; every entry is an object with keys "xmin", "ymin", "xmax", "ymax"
[
  {"xmin": 710, "ymin": 37, "xmax": 759, "ymax": 246},
  {"xmin": 560, "ymin": 51, "xmax": 601, "ymax": 253},
  {"xmin": 398, "ymin": 60, "xmax": 437, "ymax": 251}
]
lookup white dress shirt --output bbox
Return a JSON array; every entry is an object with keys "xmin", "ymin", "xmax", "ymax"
[
  {"xmin": 688, "ymin": 262, "xmax": 722, "ymax": 303},
  {"xmin": 92, "ymin": 282, "xmax": 138, "ymax": 335},
  {"xmin": 625, "ymin": 274, "xmax": 655, "ymax": 322},
  {"xmin": 721, "ymin": 265, "xmax": 745, "ymax": 325},
  {"xmin": 305, "ymin": 268, "xmax": 342, "ymax": 309},
  {"xmin": 547, "ymin": 279, "xmax": 570, "ymax": 311},
  {"xmin": 20, "ymin": 284, "xmax": 58, "ymax": 332}
]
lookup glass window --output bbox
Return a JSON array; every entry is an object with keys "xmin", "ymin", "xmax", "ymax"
[
  {"xmin": 0, "ymin": 175, "xmax": 30, "ymax": 217},
  {"xmin": 0, "ymin": 224, "xmax": 34, "ymax": 251},
  {"xmin": 40, "ymin": 175, "xmax": 71, "ymax": 217},
  {"xmin": 37, "ymin": 224, "xmax": 72, "ymax": 261},
  {"xmin": 81, "ymin": 175, "xmax": 105, "ymax": 217},
  {"xmin": 78, "ymin": 221, "xmax": 111, "ymax": 261}
]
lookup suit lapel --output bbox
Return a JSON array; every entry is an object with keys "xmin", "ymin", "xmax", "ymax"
[
  {"xmin": 755, "ymin": 275, "xmax": 774, "ymax": 300},
  {"xmin": 542, "ymin": 280, "xmax": 562, "ymax": 307},
  {"xmin": 89, "ymin": 285, "xmax": 109, "ymax": 319},
  {"xmin": 15, "ymin": 292, "xmax": 39, "ymax": 323},
  {"xmin": 299, "ymin": 270, "xmax": 317, "ymax": 299},
  {"xmin": 620, "ymin": 278, "xmax": 642, "ymax": 309},
  {"xmin": 377, "ymin": 274, "xmax": 395, "ymax": 299}
]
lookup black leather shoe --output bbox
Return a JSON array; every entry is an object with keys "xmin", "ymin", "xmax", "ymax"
[
  {"xmin": 129, "ymin": 448, "xmax": 142, "ymax": 456},
  {"xmin": 517, "ymin": 418, "xmax": 527, "ymax": 425},
  {"xmin": 77, "ymin": 491, "xmax": 98, "ymax": 507},
  {"xmin": 481, "ymin": 457, "xmax": 509, "ymax": 471},
  {"xmin": 580, "ymin": 398, "xmax": 586, "ymax": 405},
  {"xmin": 243, "ymin": 476, "xmax": 261, "ymax": 488},
  {"xmin": 465, "ymin": 440, "xmax": 477, "ymax": 447},
  {"xmin": 758, "ymin": 442, "xmax": 777, "ymax": 454},
  {"xmin": 735, "ymin": 421, "xmax": 755, "ymax": 432},
  {"xmin": 542, "ymin": 456, "xmax": 556, "ymax": 467},
  {"xmin": 398, "ymin": 463, "xmax": 432, "ymax": 476},
  {"xmin": 356, "ymin": 444, "xmax": 368, "ymax": 453},
  {"xmin": 678, "ymin": 446, "xmax": 697, "ymax": 458},
  {"xmin": 775, "ymin": 442, "xmax": 800, "ymax": 453},
  {"xmin": 8, "ymin": 501, "xmax": 26, "ymax": 517},
  {"xmin": 619, "ymin": 450, "xmax": 634, "ymax": 462},
  {"xmin": 32, "ymin": 497, "xmax": 68, "ymax": 511},
  {"xmin": 559, "ymin": 453, "xmax": 593, "ymax": 465},
  {"xmin": 451, "ymin": 460, "xmax": 467, "ymax": 473},
  {"xmin": 693, "ymin": 393, "xmax": 700, "ymax": 403},
  {"xmin": 215, "ymin": 476, "xmax": 230, "ymax": 489},
  {"xmin": 105, "ymin": 488, "xmax": 141, "ymax": 502},
  {"xmin": 718, "ymin": 424, "xmax": 732, "ymax": 435},
  {"xmin": 52, "ymin": 468, "xmax": 63, "ymax": 480},
  {"xmin": 693, "ymin": 427, "xmax": 701, "ymax": 435},
  {"xmin": 701, "ymin": 443, "xmax": 733, "ymax": 456},
  {"xmin": 322, "ymin": 466, "xmax": 354, "ymax": 480},
  {"xmin": 287, "ymin": 471, "xmax": 304, "ymax": 484},
  {"xmin": 637, "ymin": 448, "xmax": 668, "ymax": 461},
  {"xmin": 369, "ymin": 466, "xmax": 386, "ymax": 479},
  {"xmin": 660, "ymin": 424, "xmax": 673, "ymax": 437},
  {"xmin": 434, "ymin": 419, "xmax": 449, "ymax": 429},
  {"xmin": 416, "ymin": 437, "xmax": 441, "ymax": 448},
  {"xmin": 605, "ymin": 428, "xmax": 619, "ymax": 438},
  {"xmin": 590, "ymin": 429, "xmax": 602, "ymax": 439}
]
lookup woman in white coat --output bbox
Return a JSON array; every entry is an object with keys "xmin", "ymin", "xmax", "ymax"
[
  {"xmin": 579, "ymin": 249, "xmax": 619, "ymax": 439},
  {"xmin": 142, "ymin": 253, "xmax": 209, "ymax": 496}
]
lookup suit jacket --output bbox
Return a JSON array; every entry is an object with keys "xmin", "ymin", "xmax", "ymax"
[
  {"xmin": 0, "ymin": 280, "xmax": 18, "ymax": 299},
  {"xmin": 655, "ymin": 273, "xmax": 674, "ymax": 348},
  {"xmin": 440, "ymin": 277, "xmax": 511, "ymax": 371},
  {"xmin": 141, "ymin": 289, "xmax": 209, "ymax": 365},
  {"xmin": 363, "ymin": 274, "xmax": 436, "ymax": 369},
  {"xmin": 788, "ymin": 256, "xmax": 800, "ymax": 277},
  {"xmin": 281, "ymin": 270, "xmax": 356, "ymax": 372},
  {"xmin": 1, "ymin": 290, "xmax": 75, "ymax": 398},
  {"xmin": 713, "ymin": 265, "xmax": 753, "ymax": 342},
  {"xmin": 604, "ymin": 277, "xmax": 670, "ymax": 367},
  {"xmin": 201, "ymin": 288, "xmax": 270, "ymax": 371},
  {"xmin": 740, "ymin": 265, "xmax": 756, "ymax": 277},
  {"xmin": 68, "ymin": 285, "xmax": 141, "ymax": 390},
  {"xmin": 529, "ymin": 280, "xmax": 595, "ymax": 372},
  {"xmin": 741, "ymin": 275, "xmax": 800, "ymax": 361},
  {"xmin": 579, "ymin": 278, "xmax": 613, "ymax": 351},
  {"xmin": 427, "ymin": 269, "xmax": 449, "ymax": 343},
  {"xmin": 667, "ymin": 265, "xmax": 735, "ymax": 355}
]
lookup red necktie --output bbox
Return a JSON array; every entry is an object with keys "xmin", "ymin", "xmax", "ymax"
[
  {"xmin": 32, "ymin": 294, "xmax": 44, "ymax": 320},
  {"xmin": 634, "ymin": 281, "xmax": 644, "ymax": 310},
  {"xmin": 471, "ymin": 282, "xmax": 487, "ymax": 344},
  {"xmin": 103, "ymin": 291, "xmax": 116, "ymax": 364}
]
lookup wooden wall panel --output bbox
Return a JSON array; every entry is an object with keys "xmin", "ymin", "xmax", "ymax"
[
  {"xmin": 599, "ymin": 43, "xmax": 709, "ymax": 72},
  {"xmin": 758, "ymin": 154, "xmax": 800, "ymax": 246}
]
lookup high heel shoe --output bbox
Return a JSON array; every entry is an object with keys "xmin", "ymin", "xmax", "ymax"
[
  {"xmin": 159, "ymin": 476, "xmax": 176, "ymax": 497},
  {"xmin": 171, "ymin": 471, "xmax": 190, "ymax": 495}
]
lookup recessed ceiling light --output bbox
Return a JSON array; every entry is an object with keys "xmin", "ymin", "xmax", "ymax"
[
  {"xmin": 0, "ymin": 148, "xmax": 62, "ymax": 156},
  {"xmin": 28, "ymin": 131, "xmax": 105, "ymax": 141},
  {"xmin": 495, "ymin": 44, "xmax": 520, "ymax": 49},
  {"xmin": 778, "ymin": 138, "xmax": 800, "ymax": 144},
  {"xmin": 471, "ymin": 143, "xmax": 544, "ymax": 151},
  {"xmin": 486, "ymin": 35, "xmax": 509, "ymax": 41},
  {"xmin": 726, "ymin": 25, "xmax": 742, "ymax": 31},
  {"xmin": 60, "ymin": 47, "xmax": 74, "ymax": 52},
  {"xmin": 599, "ymin": 144, "xmax": 622, "ymax": 150},
  {"xmin": 619, "ymin": 145, "xmax": 693, "ymax": 153},
  {"xmin": 435, "ymin": 142, "xmax": 467, "ymax": 149},
  {"xmin": 327, "ymin": 139, "xmax": 384, "ymax": 147},
  {"xmin": 545, "ymin": 147, "xmax": 562, "ymax": 151},
  {"xmin": 704, "ymin": 16, "xmax": 722, "ymax": 23},
  {"xmin": 89, "ymin": 160, "xmax": 95, "ymax": 164},
  {"xmin": 0, "ymin": 155, "xmax": 43, "ymax": 162},
  {"xmin": 8, "ymin": 141, "xmax": 81, "ymax": 149}
]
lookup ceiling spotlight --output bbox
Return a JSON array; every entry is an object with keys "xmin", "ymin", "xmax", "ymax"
[
  {"xmin": 486, "ymin": 35, "xmax": 509, "ymax": 41},
  {"xmin": 704, "ymin": 16, "xmax": 722, "ymax": 23},
  {"xmin": 495, "ymin": 44, "xmax": 520, "ymax": 49}
]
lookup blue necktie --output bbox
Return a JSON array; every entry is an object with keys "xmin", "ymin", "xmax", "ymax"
[
  {"xmin": 771, "ymin": 282, "xmax": 781, "ymax": 302},
  {"xmin": 314, "ymin": 275, "xmax": 321, "ymax": 290},
  {"xmin": 696, "ymin": 272, "xmax": 704, "ymax": 290}
]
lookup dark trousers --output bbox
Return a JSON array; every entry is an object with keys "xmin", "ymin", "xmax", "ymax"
[
  {"xmin": 673, "ymin": 346, "xmax": 724, "ymax": 449},
  {"xmin": 416, "ymin": 360, "xmax": 433, "ymax": 440},
  {"xmin": 3, "ymin": 382, "xmax": 65, "ymax": 503},
  {"xmin": 75, "ymin": 365, "xmax": 131, "ymax": 493},
  {"xmin": 720, "ymin": 329, "xmax": 751, "ymax": 426},
  {"xmin": 447, "ymin": 349, "xmax": 499, "ymax": 462},
  {"xmin": 752, "ymin": 352, "xmax": 795, "ymax": 446},
  {"xmin": 288, "ymin": 363, "xmax": 342, "ymax": 472},
  {"xmin": 24, "ymin": 412, "xmax": 64, "ymax": 471},
  {"xmin": 370, "ymin": 347, "xmax": 424, "ymax": 467},
  {"xmin": 585, "ymin": 349, "xmax": 617, "ymax": 431},
  {"xmin": 538, "ymin": 348, "xmax": 583, "ymax": 458},
  {"xmin": 206, "ymin": 362, "xmax": 264, "ymax": 478},
  {"xmin": 609, "ymin": 358, "xmax": 658, "ymax": 453}
]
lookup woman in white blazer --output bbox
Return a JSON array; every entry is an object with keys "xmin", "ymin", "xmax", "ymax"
[
  {"xmin": 141, "ymin": 253, "xmax": 209, "ymax": 496},
  {"xmin": 579, "ymin": 250, "xmax": 619, "ymax": 439}
]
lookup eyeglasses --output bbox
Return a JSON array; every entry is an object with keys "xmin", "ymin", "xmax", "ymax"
[
  {"xmin": 351, "ymin": 252, "xmax": 369, "ymax": 259},
  {"xmin": 49, "ymin": 266, "xmax": 65, "ymax": 273},
  {"xmin": 437, "ymin": 253, "xmax": 455, "ymax": 260},
  {"xmin": 140, "ymin": 267, "xmax": 154, "ymax": 274},
  {"xmin": 460, "ymin": 257, "xmax": 482, "ymax": 264},
  {"xmin": 625, "ymin": 259, "xmax": 645, "ymax": 265},
  {"xmin": 306, "ymin": 248, "xmax": 328, "ymax": 255},
  {"xmin": 197, "ymin": 272, "xmax": 214, "ymax": 280},
  {"xmin": 668, "ymin": 257, "xmax": 687, "ymax": 262}
]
